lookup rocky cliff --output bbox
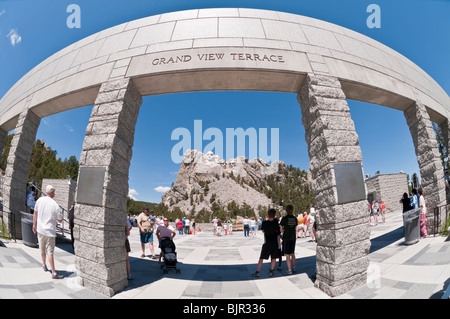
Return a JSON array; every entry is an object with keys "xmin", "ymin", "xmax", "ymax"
[{"xmin": 161, "ymin": 150, "xmax": 313, "ymax": 219}]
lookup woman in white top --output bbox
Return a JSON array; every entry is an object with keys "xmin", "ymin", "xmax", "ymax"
[
  {"xmin": 307, "ymin": 210, "xmax": 315, "ymax": 242},
  {"xmin": 418, "ymin": 188, "xmax": 428, "ymax": 237},
  {"xmin": 216, "ymin": 219, "xmax": 223, "ymax": 236},
  {"xmin": 250, "ymin": 217, "xmax": 256, "ymax": 237}
]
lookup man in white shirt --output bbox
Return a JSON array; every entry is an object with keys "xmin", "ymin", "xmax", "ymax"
[
  {"xmin": 33, "ymin": 185, "xmax": 63, "ymax": 279},
  {"xmin": 243, "ymin": 216, "xmax": 250, "ymax": 237}
]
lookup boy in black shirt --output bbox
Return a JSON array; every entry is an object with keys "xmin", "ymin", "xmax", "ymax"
[
  {"xmin": 280, "ymin": 204, "xmax": 297, "ymax": 275},
  {"xmin": 252, "ymin": 209, "xmax": 280, "ymax": 278}
]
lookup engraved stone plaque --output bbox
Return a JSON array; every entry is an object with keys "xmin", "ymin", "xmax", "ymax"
[
  {"xmin": 333, "ymin": 162, "xmax": 366, "ymax": 204},
  {"xmin": 76, "ymin": 167, "xmax": 105, "ymax": 206}
]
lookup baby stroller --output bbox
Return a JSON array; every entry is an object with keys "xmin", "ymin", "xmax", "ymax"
[{"xmin": 160, "ymin": 237, "xmax": 180, "ymax": 274}]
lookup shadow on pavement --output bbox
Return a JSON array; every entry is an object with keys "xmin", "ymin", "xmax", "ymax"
[
  {"xmin": 122, "ymin": 254, "xmax": 318, "ymax": 292},
  {"xmin": 370, "ymin": 226, "xmax": 404, "ymax": 253}
]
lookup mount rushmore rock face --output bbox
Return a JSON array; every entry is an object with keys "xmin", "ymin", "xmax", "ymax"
[{"xmin": 161, "ymin": 149, "xmax": 312, "ymax": 217}]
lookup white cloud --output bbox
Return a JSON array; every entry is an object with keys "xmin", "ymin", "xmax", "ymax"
[
  {"xmin": 128, "ymin": 188, "xmax": 139, "ymax": 201},
  {"xmin": 0, "ymin": 9, "xmax": 6, "ymax": 17},
  {"xmin": 7, "ymin": 29, "xmax": 22, "ymax": 46},
  {"xmin": 65, "ymin": 124, "xmax": 74, "ymax": 132},
  {"xmin": 154, "ymin": 186, "xmax": 171, "ymax": 193}
]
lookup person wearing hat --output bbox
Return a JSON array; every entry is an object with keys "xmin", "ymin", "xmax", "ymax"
[
  {"xmin": 137, "ymin": 207, "xmax": 156, "ymax": 259},
  {"xmin": 32, "ymin": 185, "xmax": 63, "ymax": 279},
  {"xmin": 149, "ymin": 209, "xmax": 157, "ymax": 231}
]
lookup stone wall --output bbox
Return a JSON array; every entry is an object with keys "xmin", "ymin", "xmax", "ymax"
[
  {"xmin": 365, "ymin": 173, "xmax": 409, "ymax": 213},
  {"xmin": 42, "ymin": 178, "xmax": 77, "ymax": 219}
]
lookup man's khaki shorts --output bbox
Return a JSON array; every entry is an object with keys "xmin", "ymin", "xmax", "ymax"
[{"xmin": 38, "ymin": 233, "xmax": 56, "ymax": 255}]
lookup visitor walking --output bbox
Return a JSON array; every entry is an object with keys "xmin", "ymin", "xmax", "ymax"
[
  {"xmin": 212, "ymin": 217, "xmax": 218, "ymax": 235},
  {"xmin": 400, "ymin": 193, "xmax": 411, "ymax": 213},
  {"xmin": 32, "ymin": 185, "xmax": 64, "ymax": 279},
  {"xmin": 68, "ymin": 203, "xmax": 75, "ymax": 249},
  {"xmin": 216, "ymin": 218, "xmax": 223, "ymax": 236},
  {"xmin": 184, "ymin": 216, "xmax": 190, "ymax": 235},
  {"xmin": 243, "ymin": 216, "xmax": 250, "ymax": 237},
  {"xmin": 280, "ymin": 205, "xmax": 297, "ymax": 275},
  {"xmin": 223, "ymin": 221, "xmax": 228, "ymax": 235},
  {"xmin": 372, "ymin": 200, "xmax": 379, "ymax": 226},
  {"xmin": 296, "ymin": 213, "xmax": 303, "ymax": 238},
  {"xmin": 303, "ymin": 211, "xmax": 310, "ymax": 237},
  {"xmin": 176, "ymin": 218, "xmax": 183, "ymax": 235},
  {"xmin": 411, "ymin": 189, "xmax": 419, "ymax": 210},
  {"xmin": 149, "ymin": 210, "xmax": 157, "ymax": 227},
  {"xmin": 156, "ymin": 218, "xmax": 176, "ymax": 263},
  {"xmin": 227, "ymin": 218, "xmax": 233, "ymax": 235},
  {"xmin": 250, "ymin": 217, "xmax": 256, "ymax": 237},
  {"xmin": 418, "ymin": 188, "xmax": 428, "ymax": 237},
  {"xmin": 125, "ymin": 217, "xmax": 134, "ymax": 280},
  {"xmin": 26, "ymin": 186, "xmax": 37, "ymax": 214},
  {"xmin": 137, "ymin": 207, "xmax": 156, "ymax": 259},
  {"xmin": 308, "ymin": 204, "xmax": 316, "ymax": 241},
  {"xmin": 190, "ymin": 219, "xmax": 196, "ymax": 235},
  {"xmin": 380, "ymin": 200, "xmax": 386, "ymax": 223},
  {"xmin": 252, "ymin": 209, "xmax": 280, "ymax": 278}
]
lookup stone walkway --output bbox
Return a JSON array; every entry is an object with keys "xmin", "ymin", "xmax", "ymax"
[{"xmin": 0, "ymin": 210, "xmax": 449, "ymax": 299}]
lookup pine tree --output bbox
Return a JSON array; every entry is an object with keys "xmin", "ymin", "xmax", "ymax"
[{"xmin": 0, "ymin": 135, "xmax": 80, "ymax": 191}]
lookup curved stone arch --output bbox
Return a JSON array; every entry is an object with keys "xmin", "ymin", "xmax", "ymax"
[
  {"xmin": 1, "ymin": 8, "xmax": 448, "ymax": 297},
  {"xmin": 1, "ymin": 8, "xmax": 449, "ymax": 128}
]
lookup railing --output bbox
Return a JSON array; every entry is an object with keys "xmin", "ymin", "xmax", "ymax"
[
  {"xmin": 0, "ymin": 181, "xmax": 69, "ymax": 242},
  {"xmin": 0, "ymin": 202, "xmax": 18, "ymax": 242},
  {"xmin": 432, "ymin": 204, "xmax": 450, "ymax": 237},
  {"xmin": 0, "ymin": 208, "xmax": 68, "ymax": 242}
]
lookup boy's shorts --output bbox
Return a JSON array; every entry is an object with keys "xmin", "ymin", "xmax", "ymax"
[
  {"xmin": 260, "ymin": 242, "xmax": 279, "ymax": 260},
  {"xmin": 282, "ymin": 239, "xmax": 296, "ymax": 255}
]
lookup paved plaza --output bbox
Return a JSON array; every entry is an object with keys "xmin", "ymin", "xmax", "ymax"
[{"xmin": 0, "ymin": 210, "xmax": 449, "ymax": 299}]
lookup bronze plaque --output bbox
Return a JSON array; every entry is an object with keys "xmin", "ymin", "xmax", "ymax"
[
  {"xmin": 334, "ymin": 162, "xmax": 366, "ymax": 204},
  {"xmin": 76, "ymin": 167, "xmax": 105, "ymax": 206}
]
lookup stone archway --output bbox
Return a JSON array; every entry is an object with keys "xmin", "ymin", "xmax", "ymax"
[{"xmin": 1, "ymin": 8, "xmax": 449, "ymax": 297}]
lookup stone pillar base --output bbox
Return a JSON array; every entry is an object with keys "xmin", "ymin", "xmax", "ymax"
[
  {"xmin": 315, "ymin": 270, "xmax": 368, "ymax": 297},
  {"xmin": 75, "ymin": 256, "xmax": 128, "ymax": 297}
]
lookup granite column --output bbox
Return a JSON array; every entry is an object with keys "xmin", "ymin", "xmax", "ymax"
[
  {"xmin": 74, "ymin": 78, "xmax": 142, "ymax": 297},
  {"xmin": 298, "ymin": 74, "xmax": 371, "ymax": 297}
]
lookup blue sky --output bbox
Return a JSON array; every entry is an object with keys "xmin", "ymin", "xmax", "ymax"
[{"xmin": 0, "ymin": 0, "xmax": 449, "ymax": 203}]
